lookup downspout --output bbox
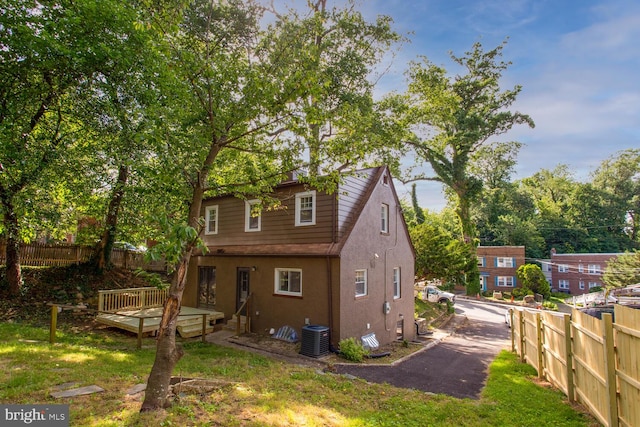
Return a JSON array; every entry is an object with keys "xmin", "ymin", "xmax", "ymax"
[
  {"xmin": 384, "ymin": 203, "xmax": 401, "ymax": 332},
  {"xmin": 326, "ymin": 193, "xmax": 338, "ymax": 342}
]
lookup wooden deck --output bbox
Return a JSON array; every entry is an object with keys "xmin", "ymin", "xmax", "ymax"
[{"xmin": 96, "ymin": 306, "xmax": 225, "ymax": 342}]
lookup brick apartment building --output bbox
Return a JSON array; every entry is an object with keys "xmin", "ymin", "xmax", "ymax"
[
  {"xmin": 477, "ymin": 246, "xmax": 526, "ymax": 293},
  {"xmin": 549, "ymin": 248, "xmax": 624, "ymax": 295}
]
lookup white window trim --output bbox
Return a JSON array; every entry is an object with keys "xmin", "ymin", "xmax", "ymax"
[
  {"xmin": 579, "ymin": 281, "xmax": 585, "ymax": 290},
  {"xmin": 558, "ymin": 264, "xmax": 569, "ymax": 273},
  {"xmin": 205, "ymin": 205, "xmax": 218, "ymax": 235},
  {"xmin": 496, "ymin": 257, "xmax": 514, "ymax": 268},
  {"xmin": 295, "ymin": 191, "xmax": 316, "ymax": 226},
  {"xmin": 274, "ymin": 268, "xmax": 302, "ymax": 296},
  {"xmin": 381, "ymin": 203, "xmax": 389, "ymax": 233},
  {"xmin": 559, "ymin": 280, "xmax": 570, "ymax": 290},
  {"xmin": 393, "ymin": 267, "xmax": 401, "ymax": 299},
  {"xmin": 588, "ymin": 264, "xmax": 601, "ymax": 274},
  {"xmin": 244, "ymin": 199, "xmax": 261, "ymax": 232},
  {"xmin": 355, "ymin": 269, "xmax": 368, "ymax": 297},
  {"xmin": 497, "ymin": 276, "xmax": 514, "ymax": 287}
]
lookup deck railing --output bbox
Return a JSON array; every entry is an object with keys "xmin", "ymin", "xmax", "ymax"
[{"xmin": 98, "ymin": 287, "xmax": 168, "ymax": 313}]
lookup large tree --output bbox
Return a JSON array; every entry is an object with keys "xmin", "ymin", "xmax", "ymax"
[
  {"xmin": 140, "ymin": 0, "xmax": 401, "ymax": 411},
  {"xmin": 394, "ymin": 41, "xmax": 534, "ymax": 294},
  {"xmin": 0, "ymin": 0, "xmax": 142, "ymax": 295}
]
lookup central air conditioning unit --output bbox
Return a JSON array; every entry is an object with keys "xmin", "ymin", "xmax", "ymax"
[{"xmin": 299, "ymin": 325, "xmax": 330, "ymax": 358}]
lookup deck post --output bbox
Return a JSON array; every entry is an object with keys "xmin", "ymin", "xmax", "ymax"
[
  {"xmin": 50, "ymin": 305, "xmax": 58, "ymax": 344},
  {"xmin": 137, "ymin": 317, "xmax": 144, "ymax": 349},
  {"xmin": 202, "ymin": 314, "xmax": 207, "ymax": 343}
]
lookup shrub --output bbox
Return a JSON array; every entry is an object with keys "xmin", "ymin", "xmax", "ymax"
[
  {"xmin": 339, "ymin": 337, "xmax": 368, "ymax": 363},
  {"xmin": 542, "ymin": 301, "xmax": 558, "ymax": 311}
]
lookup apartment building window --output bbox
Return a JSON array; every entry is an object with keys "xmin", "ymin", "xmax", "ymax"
[
  {"xmin": 589, "ymin": 282, "xmax": 599, "ymax": 289},
  {"xmin": 579, "ymin": 281, "xmax": 585, "ymax": 290},
  {"xmin": 496, "ymin": 257, "xmax": 514, "ymax": 268},
  {"xmin": 559, "ymin": 280, "xmax": 569, "ymax": 290},
  {"xmin": 497, "ymin": 276, "xmax": 514, "ymax": 287},
  {"xmin": 244, "ymin": 200, "xmax": 261, "ymax": 232},
  {"xmin": 393, "ymin": 267, "xmax": 401, "ymax": 299},
  {"xmin": 578, "ymin": 264, "xmax": 584, "ymax": 273},
  {"xmin": 588, "ymin": 264, "xmax": 601, "ymax": 274},
  {"xmin": 477, "ymin": 257, "xmax": 486, "ymax": 267},
  {"xmin": 274, "ymin": 268, "xmax": 302, "ymax": 296},
  {"xmin": 355, "ymin": 269, "xmax": 367, "ymax": 297},
  {"xmin": 381, "ymin": 204, "xmax": 389, "ymax": 233},
  {"xmin": 295, "ymin": 191, "xmax": 316, "ymax": 226},
  {"xmin": 205, "ymin": 205, "xmax": 218, "ymax": 235},
  {"xmin": 558, "ymin": 264, "xmax": 569, "ymax": 273}
]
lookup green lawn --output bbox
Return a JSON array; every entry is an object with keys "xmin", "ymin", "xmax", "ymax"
[{"xmin": 0, "ymin": 322, "xmax": 597, "ymax": 426}]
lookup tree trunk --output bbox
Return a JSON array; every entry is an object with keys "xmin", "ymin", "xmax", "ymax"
[
  {"xmin": 455, "ymin": 192, "xmax": 481, "ymax": 296},
  {"xmin": 3, "ymin": 198, "xmax": 23, "ymax": 296},
  {"xmin": 141, "ymin": 163, "xmax": 208, "ymax": 412},
  {"xmin": 94, "ymin": 165, "xmax": 129, "ymax": 272},
  {"xmin": 140, "ymin": 252, "xmax": 190, "ymax": 411}
]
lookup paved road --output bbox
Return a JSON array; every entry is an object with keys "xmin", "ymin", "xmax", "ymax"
[{"xmin": 334, "ymin": 300, "xmax": 511, "ymax": 399}]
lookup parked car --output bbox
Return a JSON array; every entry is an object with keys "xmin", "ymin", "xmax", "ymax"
[
  {"xmin": 113, "ymin": 241, "xmax": 143, "ymax": 252},
  {"xmin": 425, "ymin": 285, "xmax": 456, "ymax": 305}
]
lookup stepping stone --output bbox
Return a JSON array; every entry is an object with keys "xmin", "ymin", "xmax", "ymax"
[
  {"xmin": 126, "ymin": 384, "xmax": 147, "ymax": 395},
  {"xmin": 51, "ymin": 382, "xmax": 81, "ymax": 391},
  {"xmin": 50, "ymin": 385, "xmax": 104, "ymax": 398}
]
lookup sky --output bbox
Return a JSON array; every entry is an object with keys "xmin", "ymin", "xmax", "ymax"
[
  {"xmin": 352, "ymin": 0, "xmax": 640, "ymax": 210},
  {"xmin": 266, "ymin": 1, "xmax": 640, "ymax": 210}
]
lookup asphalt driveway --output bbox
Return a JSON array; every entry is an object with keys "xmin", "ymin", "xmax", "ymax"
[{"xmin": 334, "ymin": 305, "xmax": 511, "ymax": 399}]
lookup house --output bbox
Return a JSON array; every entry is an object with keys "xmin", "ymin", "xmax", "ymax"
[
  {"xmin": 549, "ymin": 248, "xmax": 624, "ymax": 295},
  {"xmin": 477, "ymin": 246, "xmax": 525, "ymax": 293},
  {"xmin": 182, "ymin": 166, "xmax": 416, "ymax": 348}
]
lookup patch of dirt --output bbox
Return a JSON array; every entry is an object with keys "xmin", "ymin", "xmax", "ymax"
[{"xmin": 0, "ymin": 264, "xmax": 168, "ymax": 326}]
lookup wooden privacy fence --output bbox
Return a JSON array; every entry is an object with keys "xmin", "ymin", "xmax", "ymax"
[
  {"xmin": 509, "ymin": 305, "xmax": 640, "ymax": 427},
  {"xmin": 0, "ymin": 241, "xmax": 165, "ymax": 272}
]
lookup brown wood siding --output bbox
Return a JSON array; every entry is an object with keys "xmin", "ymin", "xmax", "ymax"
[{"xmin": 201, "ymin": 185, "xmax": 335, "ymax": 247}]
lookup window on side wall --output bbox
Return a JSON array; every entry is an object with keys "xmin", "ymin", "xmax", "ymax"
[
  {"xmin": 559, "ymin": 280, "xmax": 569, "ymax": 290},
  {"xmin": 355, "ymin": 269, "xmax": 367, "ymax": 297},
  {"xmin": 381, "ymin": 203, "xmax": 389, "ymax": 233},
  {"xmin": 274, "ymin": 268, "xmax": 302, "ymax": 296},
  {"xmin": 393, "ymin": 267, "xmax": 401, "ymax": 299},
  {"xmin": 244, "ymin": 199, "xmax": 261, "ymax": 232},
  {"xmin": 295, "ymin": 191, "xmax": 316, "ymax": 226},
  {"xmin": 205, "ymin": 205, "xmax": 218, "ymax": 235}
]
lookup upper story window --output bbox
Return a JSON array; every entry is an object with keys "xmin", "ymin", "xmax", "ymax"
[
  {"xmin": 295, "ymin": 191, "xmax": 316, "ymax": 226},
  {"xmin": 559, "ymin": 280, "xmax": 569, "ymax": 289},
  {"xmin": 275, "ymin": 268, "xmax": 302, "ymax": 296},
  {"xmin": 383, "ymin": 174, "xmax": 389, "ymax": 186},
  {"xmin": 205, "ymin": 205, "xmax": 218, "ymax": 235},
  {"xmin": 381, "ymin": 204, "xmax": 389, "ymax": 233},
  {"xmin": 244, "ymin": 199, "xmax": 261, "ymax": 232},
  {"xmin": 355, "ymin": 269, "xmax": 367, "ymax": 297},
  {"xmin": 578, "ymin": 264, "xmax": 584, "ymax": 273},
  {"xmin": 477, "ymin": 256, "xmax": 486, "ymax": 267},
  {"xmin": 393, "ymin": 267, "xmax": 401, "ymax": 299},
  {"xmin": 496, "ymin": 257, "xmax": 514, "ymax": 268},
  {"xmin": 588, "ymin": 264, "xmax": 601, "ymax": 274},
  {"xmin": 558, "ymin": 264, "xmax": 569, "ymax": 273}
]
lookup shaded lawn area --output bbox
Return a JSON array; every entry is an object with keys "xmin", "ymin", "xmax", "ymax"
[{"xmin": 0, "ymin": 322, "xmax": 597, "ymax": 426}]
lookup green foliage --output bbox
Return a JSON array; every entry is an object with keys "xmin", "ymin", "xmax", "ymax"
[
  {"xmin": 512, "ymin": 287, "xmax": 532, "ymax": 299},
  {"xmin": 338, "ymin": 337, "xmax": 368, "ymax": 363},
  {"xmin": 516, "ymin": 264, "xmax": 551, "ymax": 298},
  {"xmin": 542, "ymin": 301, "xmax": 558, "ymax": 311},
  {"xmin": 602, "ymin": 250, "xmax": 640, "ymax": 289}
]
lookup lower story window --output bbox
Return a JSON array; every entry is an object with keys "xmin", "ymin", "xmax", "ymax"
[
  {"xmin": 355, "ymin": 269, "xmax": 367, "ymax": 297},
  {"xmin": 497, "ymin": 276, "xmax": 514, "ymax": 287},
  {"xmin": 393, "ymin": 267, "xmax": 401, "ymax": 299},
  {"xmin": 275, "ymin": 268, "xmax": 302, "ymax": 296},
  {"xmin": 559, "ymin": 280, "xmax": 570, "ymax": 290},
  {"xmin": 588, "ymin": 282, "xmax": 599, "ymax": 289}
]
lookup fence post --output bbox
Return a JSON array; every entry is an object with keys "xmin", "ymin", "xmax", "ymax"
[
  {"xmin": 509, "ymin": 309, "xmax": 515, "ymax": 352},
  {"xmin": 519, "ymin": 309, "xmax": 526, "ymax": 363},
  {"xmin": 50, "ymin": 305, "xmax": 58, "ymax": 344},
  {"xmin": 202, "ymin": 314, "xmax": 207, "ymax": 343},
  {"xmin": 564, "ymin": 313, "xmax": 574, "ymax": 403},
  {"xmin": 536, "ymin": 312, "xmax": 544, "ymax": 379},
  {"xmin": 602, "ymin": 313, "xmax": 618, "ymax": 427},
  {"xmin": 137, "ymin": 317, "xmax": 144, "ymax": 349}
]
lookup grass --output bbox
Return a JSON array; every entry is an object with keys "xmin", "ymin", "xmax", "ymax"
[{"xmin": 0, "ymin": 321, "xmax": 598, "ymax": 426}]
